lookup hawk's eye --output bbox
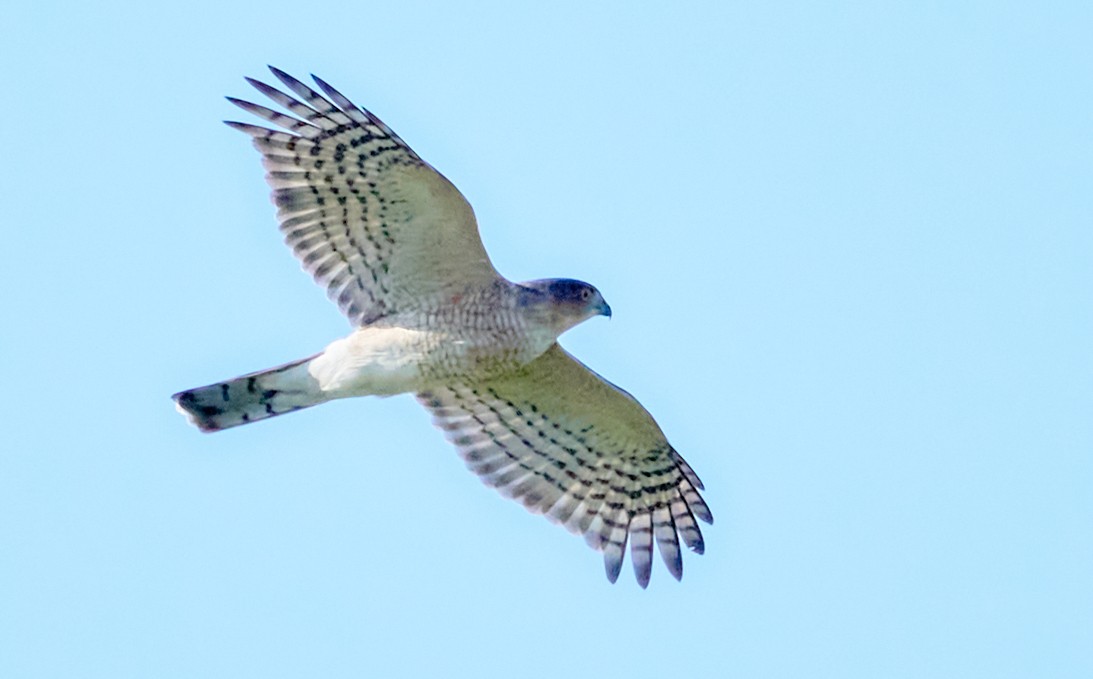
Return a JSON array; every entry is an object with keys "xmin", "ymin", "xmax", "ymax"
[{"xmin": 580, "ymin": 289, "xmax": 591, "ymax": 301}]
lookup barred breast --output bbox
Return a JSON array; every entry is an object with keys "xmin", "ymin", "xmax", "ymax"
[
  {"xmin": 402, "ymin": 282, "xmax": 558, "ymax": 384},
  {"xmin": 310, "ymin": 282, "xmax": 558, "ymax": 397}
]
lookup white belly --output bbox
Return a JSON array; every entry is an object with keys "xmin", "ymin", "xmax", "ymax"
[
  {"xmin": 308, "ymin": 327, "xmax": 433, "ymax": 396},
  {"xmin": 307, "ymin": 323, "xmax": 552, "ymax": 398}
]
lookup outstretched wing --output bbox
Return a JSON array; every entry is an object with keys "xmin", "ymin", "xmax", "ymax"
[
  {"xmin": 417, "ymin": 344, "xmax": 712, "ymax": 587},
  {"xmin": 227, "ymin": 67, "xmax": 501, "ymax": 326}
]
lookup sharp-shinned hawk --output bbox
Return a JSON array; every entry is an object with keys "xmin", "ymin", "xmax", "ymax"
[{"xmin": 173, "ymin": 67, "xmax": 712, "ymax": 586}]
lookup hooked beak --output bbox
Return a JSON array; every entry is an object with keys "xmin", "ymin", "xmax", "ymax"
[{"xmin": 599, "ymin": 300, "xmax": 612, "ymax": 319}]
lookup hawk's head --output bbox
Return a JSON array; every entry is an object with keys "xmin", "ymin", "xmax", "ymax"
[{"xmin": 518, "ymin": 278, "xmax": 611, "ymax": 334}]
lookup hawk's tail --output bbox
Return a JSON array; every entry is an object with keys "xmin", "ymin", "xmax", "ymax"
[{"xmin": 172, "ymin": 355, "xmax": 327, "ymax": 432}]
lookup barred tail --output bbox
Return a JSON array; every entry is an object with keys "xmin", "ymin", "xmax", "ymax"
[{"xmin": 172, "ymin": 355, "xmax": 326, "ymax": 432}]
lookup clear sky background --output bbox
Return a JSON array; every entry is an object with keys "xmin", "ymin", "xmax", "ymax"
[{"xmin": 2, "ymin": 2, "xmax": 1090, "ymax": 677}]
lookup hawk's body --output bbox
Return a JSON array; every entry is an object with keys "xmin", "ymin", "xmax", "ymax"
[{"xmin": 174, "ymin": 68, "xmax": 712, "ymax": 586}]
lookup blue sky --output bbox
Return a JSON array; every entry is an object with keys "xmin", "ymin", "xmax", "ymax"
[{"xmin": 2, "ymin": 2, "xmax": 1090, "ymax": 677}]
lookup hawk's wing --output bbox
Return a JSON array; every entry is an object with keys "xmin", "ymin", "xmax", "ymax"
[
  {"xmin": 226, "ymin": 67, "xmax": 501, "ymax": 325},
  {"xmin": 417, "ymin": 344, "xmax": 712, "ymax": 587}
]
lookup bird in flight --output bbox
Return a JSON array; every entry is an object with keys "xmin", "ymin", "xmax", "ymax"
[{"xmin": 173, "ymin": 67, "xmax": 712, "ymax": 586}]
